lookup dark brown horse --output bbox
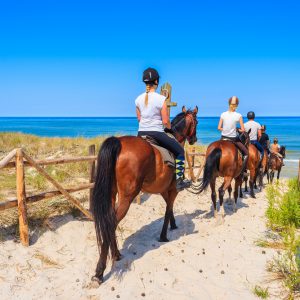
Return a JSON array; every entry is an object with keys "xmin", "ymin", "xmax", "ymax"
[
  {"xmin": 91, "ymin": 106, "xmax": 198, "ymax": 284},
  {"xmin": 269, "ymin": 146, "xmax": 286, "ymax": 183},
  {"xmin": 196, "ymin": 130, "xmax": 251, "ymax": 217}
]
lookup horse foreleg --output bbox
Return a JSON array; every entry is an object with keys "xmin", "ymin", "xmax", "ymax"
[
  {"xmin": 219, "ymin": 177, "xmax": 232, "ymax": 218},
  {"xmin": 234, "ymin": 176, "xmax": 242, "ymax": 212},
  {"xmin": 249, "ymin": 169, "xmax": 256, "ymax": 198},
  {"xmin": 277, "ymin": 168, "xmax": 281, "ymax": 181},
  {"xmin": 244, "ymin": 177, "xmax": 248, "ymax": 192},
  {"xmin": 162, "ymin": 187, "xmax": 179, "ymax": 231},
  {"xmin": 210, "ymin": 179, "xmax": 217, "ymax": 218},
  {"xmin": 160, "ymin": 187, "xmax": 177, "ymax": 242}
]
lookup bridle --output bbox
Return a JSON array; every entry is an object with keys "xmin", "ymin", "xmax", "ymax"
[{"xmin": 172, "ymin": 112, "xmax": 198, "ymax": 144}]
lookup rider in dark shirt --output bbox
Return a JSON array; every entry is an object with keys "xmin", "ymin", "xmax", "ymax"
[{"xmin": 258, "ymin": 124, "xmax": 270, "ymax": 154}]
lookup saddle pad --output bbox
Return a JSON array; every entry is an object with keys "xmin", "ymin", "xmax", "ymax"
[{"xmin": 140, "ymin": 135, "xmax": 175, "ymax": 168}]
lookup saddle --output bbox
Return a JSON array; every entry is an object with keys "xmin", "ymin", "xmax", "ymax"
[
  {"xmin": 220, "ymin": 137, "xmax": 243, "ymax": 158},
  {"xmin": 140, "ymin": 135, "xmax": 175, "ymax": 168}
]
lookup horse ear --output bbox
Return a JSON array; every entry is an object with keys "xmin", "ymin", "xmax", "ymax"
[
  {"xmin": 193, "ymin": 106, "xmax": 198, "ymax": 114},
  {"xmin": 247, "ymin": 128, "xmax": 251, "ymax": 134},
  {"xmin": 182, "ymin": 106, "xmax": 187, "ymax": 113}
]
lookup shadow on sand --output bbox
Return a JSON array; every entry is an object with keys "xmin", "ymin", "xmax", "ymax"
[{"xmin": 104, "ymin": 208, "xmax": 206, "ymax": 282}]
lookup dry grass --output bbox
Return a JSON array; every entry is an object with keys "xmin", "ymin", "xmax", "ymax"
[
  {"xmin": 33, "ymin": 251, "xmax": 63, "ymax": 269},
  {"xmin": 0, "ymin": 132, "xmax": 206, "ymax": 240}
]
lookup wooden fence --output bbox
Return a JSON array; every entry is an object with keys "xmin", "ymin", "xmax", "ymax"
[{"xmin": 0, "ymin": 145, "xmax": 205, "ymax": 246}]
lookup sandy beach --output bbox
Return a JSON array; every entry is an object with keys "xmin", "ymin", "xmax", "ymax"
[{"xmin": 0, "ymin": 183, "xmax": 284, "ymax": 300}]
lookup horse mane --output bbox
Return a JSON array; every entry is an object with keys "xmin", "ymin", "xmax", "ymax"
[{"xmin": 171, "ymin": 110, "xmax": 193, "ymax": 132}]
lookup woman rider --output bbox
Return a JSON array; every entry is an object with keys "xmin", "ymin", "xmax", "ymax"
[
  {"xmin": 135, "ymin": 67, "xmax": 191, "ymax": 191},
  {"xmin": 217, "ymin": 96, "xmax": 249, "ymax": 174}
]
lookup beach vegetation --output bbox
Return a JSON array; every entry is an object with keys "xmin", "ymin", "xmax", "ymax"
[
  {"xmin": 263, "ymin": 178, "xmax": 300, "ymax": 299},
  {"xmin": 253, "ymin": 285, "xmax": 269, "ymax": 299}
]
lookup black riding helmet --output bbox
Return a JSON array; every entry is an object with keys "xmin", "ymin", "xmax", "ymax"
[
  {"xmin": 247, "ymin": 111, "xmax": 255, "ymax": 119},
  {"xmin": 143, "ymin": 67, "xmax": 159, "ymax": 84}
]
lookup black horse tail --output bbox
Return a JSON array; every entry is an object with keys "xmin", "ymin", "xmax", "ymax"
[
  {"xmin": 92, "ymin": 136, "xmax": 121, "ymax": 257},
  {"xmin": 198, "ymin": 148, "xmax": 221, "ymax": 192}
]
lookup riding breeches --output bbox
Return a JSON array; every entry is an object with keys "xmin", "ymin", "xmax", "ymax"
[
  {"xmin": 138, "ymin": 131, "xmax": 184, "ymax": 157},
  {"xmin": 251, "ymin": 140, "xmax": 264, "ymax": 157}
]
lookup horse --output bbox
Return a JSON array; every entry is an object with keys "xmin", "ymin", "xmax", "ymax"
[
  {"xmin": 91, "ymin": 106, "xmax": 198, "ymax": 284},
  {"xmin": 269, "ymin": 146, "xmax": 286, "ymax": 183},
  {"xmin": 239, "ymin": 144, "xmax": 263, "ymax": 198},
  {"xmin": 195, "ymin": 130, "xmax": 251, "ymax": 218}
]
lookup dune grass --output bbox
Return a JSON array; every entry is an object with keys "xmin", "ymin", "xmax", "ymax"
[
  {"xmin": 0, "ymin": 132, "xmax": 206, "ymax": 236},
  {"xmin": 262, "ymin": 179, "xmax": 300, "ymax": 299}
]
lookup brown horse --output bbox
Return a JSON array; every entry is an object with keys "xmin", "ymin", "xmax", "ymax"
[
  {"xmin": 196, "ymin": 130, "xmax": 251, "ymax": 217},
  {"xmin": 240, "ymin": 148, "xmax": 269, "ymax": 195},
  {"xmin": 239, "ymin": 144, "xmax": 261, "ymax": 198},
  {"xmin": 269, "ymin": 146, "xmax": 286, "ymax": 183},
  {"xmin": 91, "ymin": 106, "xmax": 198, "ymax": 284}
]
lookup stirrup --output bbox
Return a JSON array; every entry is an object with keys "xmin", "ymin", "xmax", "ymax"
[{"xmin": 176, "ymin": 178, "xmax": 191, "ymax": 191}]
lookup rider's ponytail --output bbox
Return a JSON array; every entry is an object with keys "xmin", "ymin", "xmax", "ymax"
[{"xmin": 145, "ymin": 84, "xmax": 151, "ymax": 106}]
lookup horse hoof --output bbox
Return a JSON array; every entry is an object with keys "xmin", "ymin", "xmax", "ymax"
[
  {"xmin": 114, "ymin": 254, "xmax": 123, "ymax": 261},
  {"xmin": 250, "ymin": 194, "xmax": 256, "ymax": 199},
  {"xmin": 170, "ymin": 225, "xmax": 178, "ymax": 231},
  {"xmin": 159, "ymin": 237, "xmax": 169, "ymax": 242},
  {"xmin": 91, "ymin": 276, "xmax": 103, "ymax": 287}
]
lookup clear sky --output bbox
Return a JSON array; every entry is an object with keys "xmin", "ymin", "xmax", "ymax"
[{"xmin": 0, "ymin": 0, "xmax": 299, "ymax": 117}]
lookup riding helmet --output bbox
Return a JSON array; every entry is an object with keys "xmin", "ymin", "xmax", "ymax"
[
  {"xmin": 143, "ymin": 68, "xmax": 160, "ymax": 84},
  {"xmin": 247, "ymin": 111, "xmax": 255, "ymax": 119}
]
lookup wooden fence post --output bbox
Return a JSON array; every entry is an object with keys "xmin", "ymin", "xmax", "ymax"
[
  {"xmin": 89, "ymin": 145, "xmax": 96, "ymax": 212},
  {"xmin": 16, "ymin": 149, "xmax": 29, "ymax": 246}
]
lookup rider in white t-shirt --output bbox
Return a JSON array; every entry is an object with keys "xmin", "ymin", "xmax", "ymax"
[
  {"xmin": 217, "ymin": 96, "xmax": 249, "ymax": 173},
  {"xmin": 135, "ymin": 68, "xmax": 191, "ymax": 191}
]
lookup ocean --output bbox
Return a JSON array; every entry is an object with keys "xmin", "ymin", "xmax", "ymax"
[{"xmin": 0, "ymin": 116, "xmax": 299, "ymax": 178}]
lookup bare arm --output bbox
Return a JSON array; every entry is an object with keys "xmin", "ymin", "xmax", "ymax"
[
  {"xmin": 136, "ymin": 107, "xmax": 141, "ymax": 122},
  {"xmin": 217, "ymin": 118, "xmax": 223, "ymax": 131},
  {"xmin": 239, "ymin": 117, "xmax": 245, "ymax": 132},
  {"xmin": 258, "ymin": 128, "xmax": 262, "ymax": 139},
  {"xmin": 161, "ymin": 101, "xmax": 171, "ymax": 129}
]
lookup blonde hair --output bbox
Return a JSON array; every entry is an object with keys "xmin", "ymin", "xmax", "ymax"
[
  {"xmin": 144, "ymin": 84, "xmax": 151, "ymax": 106},
  {"xmin": 228, "ymin": 96, "xmax": 239, "ymax": 105}
]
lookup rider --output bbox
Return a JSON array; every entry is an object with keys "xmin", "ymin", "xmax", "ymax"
[
  {"xmin": 270, "ymin": 137, "xmax": 284, "ymax": 165},
  {"xmin": 244, "ymin": 111, "xmax": 264, "ymax": 164},
  {"xmin": 135, "ymin": 67, "xmax": 191, "ymax": 191},
  {"xmin": 218, "ymin": 96, "xmax": 248, "ymax": 174},
  {"xmin": 259, "ymin": 124, "xmax": 270, "ymax": 154}
]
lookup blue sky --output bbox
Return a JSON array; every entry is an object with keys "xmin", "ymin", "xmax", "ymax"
[{"xmin": 0, "ymin": 0, "xmax": 299, "ymax": 117}]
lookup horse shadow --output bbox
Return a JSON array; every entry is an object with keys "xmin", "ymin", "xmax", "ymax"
[
  {"xmin": 104, "ymin": 208, "xmax": 206, "ymax": 282},
  {"xmin": 202, "ymin": 195, "xmax": 249, "ymax": 218}
]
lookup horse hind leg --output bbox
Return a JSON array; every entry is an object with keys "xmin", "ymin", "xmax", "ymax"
[
  {"xmin": 219, "ymin": 177, "xmax": 232, "ymax": 218},
  {"xmin": 210, "ymin": 179, "xmax": 217, "ymax": 218},
  {"xmin": 228, "ymin": 184, "xmax": 232, "ymax": 202}
]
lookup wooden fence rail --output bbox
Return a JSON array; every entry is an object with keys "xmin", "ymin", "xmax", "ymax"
[{"xmin": 0, "ymin": 146, "xmax": 205, "ymax": 246}]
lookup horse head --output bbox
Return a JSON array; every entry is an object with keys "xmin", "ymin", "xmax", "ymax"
[
  {"xmin": 171, "ymin": 106, "xmax": 198, "ymax": 145},
  {"xmin": 238, "ymin": 128, "xmax": 251, "ymax": 146},
  {"xmin": 280, "ymin": 145, "xmax": 286, "ymax": 158}
]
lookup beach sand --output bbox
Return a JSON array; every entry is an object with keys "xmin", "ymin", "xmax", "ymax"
[{"xmin": 0, "ymin": 185, "xmax": 283, "ymax": 300}]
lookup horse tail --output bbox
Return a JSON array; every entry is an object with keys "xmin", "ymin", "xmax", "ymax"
[
  {"xmin": 92, "ymin": 136, "xmax": 121, "ymax": 256},
  {"xmin": 198, "ymin": 148, "xmax": 221, "ymax": 192}
]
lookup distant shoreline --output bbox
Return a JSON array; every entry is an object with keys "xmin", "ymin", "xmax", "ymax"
[{"xmin": 1, "ymin": 116, "xmax": 300, "ymax": 118}]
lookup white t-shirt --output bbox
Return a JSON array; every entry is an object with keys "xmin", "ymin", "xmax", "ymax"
[
  {"xmin": 221, "ymin": 111, "xmax": 242, "ymax": 137},
  {"xmin": 135, "ymin": 92, "xmax": 166, "ymax": 132},
  {"xmin": 244, "ymin": 120, "xmax": 261, "ymax": 141}
]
